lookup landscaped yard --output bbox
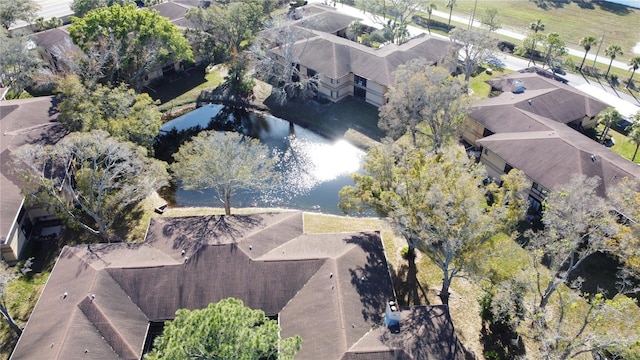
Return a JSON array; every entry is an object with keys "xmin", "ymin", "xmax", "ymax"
[
  {"xmin": 150, "ymin": 65, "xmax": 225, "ymax": 112},
  {"xmin": 595, "ymin": 124, "xmax": 640, "ymax": 162}
]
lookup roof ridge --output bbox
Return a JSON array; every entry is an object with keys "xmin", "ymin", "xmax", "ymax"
[
  {"xmin": 78, "ymin": 296, "xmax": 139, "ymax": 359},
  {"xmin": 239, "ymin": 211, "xmax": 302, "ymax": 240}
]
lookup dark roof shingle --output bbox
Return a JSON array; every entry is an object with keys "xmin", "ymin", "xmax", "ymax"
[{"xmin": 12, "ymin": 212, "xmax": 465, "ymax": 359}]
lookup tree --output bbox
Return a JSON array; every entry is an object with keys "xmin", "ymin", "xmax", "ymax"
[
  {"xmin": 446, "ymin": 0, "xmax": 456, "ymax": 27},
  {"xmin": 579, "ymin": 35, "xmax": 598, "ymax": 71},
  {"xmin": 0, "ymin": 30, "xmax": 43, "ymax": 96},
  {"xmin": 12, "ymin": 130, "xmax": 169, "ymax": 241},
  {"xmin": 628, "ymin": 120, "xmax": 640, "ymax": 162},
  {"xmin": 526, "ymin": 175, "xmax": 619, "ymax": 310},
  {"xmin": 533, "ymin": 290, "xmax": 638, "ymax": 360},
  {"xmin": 604, "ymin": 44, "xmax": 623, "ymax": 77},
  {"xmin": 0, "ymin": 0, "xmax": 40, "ymax": 30},
  {"xmin": 186, "ymin": 0, "xmax": 266, "ymax": 63},
  {"xmin": 481, "ymin": 7, "xmax": 501, "ymax": 33},
  {"xmin": 607, "ymin": 176, "xmax": 640, "ymax": 278},
  {"xmin": 425, "ymin": 2, "xmax": 436, "ymax": 34},
  {"xmin": 541, "ymin": 32, "xmax": 567, "ymax": 69},
  {"xmin": 68, "ymin": 4, "xmax": 193, "ymax": 91},
  {"xmin": 251, "ymin": 19, "xmax": 318, "ymax": 105},
  {"xmin": 378, "ymin": 59, "xmax": 467, "ymax": 150},
  {"xmin": 56, "ymin": 75, "xmax": 163, "ymax": 152},
  {"xmin": 596, "ymin": 107, "xmax": 621, "ymax": 144},
  {"xmin": 71, "ymin": 0, "xmax": 135, "ymax": 18},
  {"xmin": 170, "ymin": 131, "xmax": 280, "ymax": 215},
  {"xmin": 628, "ymin": 56, "xmax": 640, "ymax": 88},
  {"xmin": 339, "ymin": 143, "xmax": 528, "ymax": 305},
  {"xmin": 145, "ymin": 298, "xmax": 301, "ymax": 360},
  {"xmin": 530, "ymin": 19, "xmax": 545, "ymax": 33},
  {"xmin": 222, "ymin": 53, "xmax": 256, "ymax": 103},
  {"xmin": 0, "ymin": 268, "xmax": 22, "ymax": 337},
  {"xmin": 356, "ymin": 0, "xmax": 425, "ymax": 44},
  {"xmin": 450, "ymin": 28, "xmax": 497, "ymax": 82},
  {"xmin": 518, "ymin": 32, "xmax": 546, "ymax": 66}
]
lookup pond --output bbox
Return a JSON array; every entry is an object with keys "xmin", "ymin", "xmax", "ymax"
[{"xmin": 157, "ymin": 104, "xmax": 366, "ymax": 215}]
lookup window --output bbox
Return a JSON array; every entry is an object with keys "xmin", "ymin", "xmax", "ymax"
[
  {"xmin": 503, "ymin": 163, "xmax": 513, "ymax": 173},
  {"xmin": 307, "ymin": 68, "xmax": 316, "ymax": 77},
  {"xmin": 336, "ymin": 90, "xmax": 339, "ymax": 97},
  {"xmin": 484, "ymin": 148, "xmax": 489, "ymax": 155},
  {"xmin": 337, "ymin": 78, "xmax": 340, "ymax": 84},
  {"xmin": 482, "ymin": 128, "xmax": 494, "ymax": 137},
  {"xmin": 331, "ymin": 90, "xmax": 334, "ymax": 98},
  {"xmin": 354, "ymin": 75, "xmax": 367, "ymax": 87},
  {"xmin": 531, "ymin": 182, "xmax": 546, "ymax": 198},
  {"xmin": 331, "ymin": 78, "xmax": 334, "ymax": 84}
]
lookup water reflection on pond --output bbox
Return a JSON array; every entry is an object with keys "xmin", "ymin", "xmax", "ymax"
[{"xmin": 157, "ymin": 105, "xmax": 365, "ymax": 215}]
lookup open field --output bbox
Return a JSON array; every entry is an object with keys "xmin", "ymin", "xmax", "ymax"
[{"xmin": 430, "ymin": 0, "xmax": 640, "ymax": 63}]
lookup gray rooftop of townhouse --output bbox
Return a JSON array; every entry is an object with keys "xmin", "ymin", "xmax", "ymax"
[
  {"xmin": 12, "ymin": 211, "xmax": 465, "ymax": 360},
  {"xmin": 0, "ymin": 96, "xmax": 63, "ymax": 244}
]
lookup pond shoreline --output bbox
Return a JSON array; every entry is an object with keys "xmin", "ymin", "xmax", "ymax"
[{"xmin": 164, "ymin": 98, "xmax": 381, "ymax": 151}]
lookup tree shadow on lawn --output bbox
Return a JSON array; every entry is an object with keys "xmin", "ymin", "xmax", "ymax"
[
  {"xmin": 480, "ymin": 321, "xmax": 527, "ymax": 360},
  {"xmin": 146, "ymin": 66, "xmax": 208, "ymax": 105},
  {"xmin": 568, "ymin": 251, "xmax": 639, "ymax": 302},
  {"xmin": 595, "ymin": 0, "xmax": 632, "ymax": 15},
  {"xmin": 389, "ymin": 253, "xmax": 430, "ymax": 306}
]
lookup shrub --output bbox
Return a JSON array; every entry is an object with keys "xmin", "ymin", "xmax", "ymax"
[{"xmin": 400, "ymin": 246, "xmax": 415, "ymax": 260}]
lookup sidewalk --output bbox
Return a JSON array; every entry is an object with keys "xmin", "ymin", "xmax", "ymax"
[
  {"xmin": 429, "ymin": 8, "xmax": 630, "ymax": 71},
  {"xmin": 309, "ymin": 0, "xmax": 640, "ymax": 117}
]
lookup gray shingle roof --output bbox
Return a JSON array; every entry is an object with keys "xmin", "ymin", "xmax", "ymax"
[
  {"xmin": 12, "ymin": 212, "xmax": 464, "ymax": 359},
  {"xmin": 270, "ymin": 5, "xmax": 454, "ymax": 87},
  {"xmin": 473, "ymin": 71, "xmax": 640, "ymax": 195},
  {"xmin": 149, "ymin": 1, "xmax": 194, "ymax": 29},
  {"xmin": 0, "ymin": 96, "xmax": 63, "ymax": 244}
]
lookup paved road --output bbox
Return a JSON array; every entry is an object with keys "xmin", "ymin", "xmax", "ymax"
[
  {"xmin": 428, "ymin": 8, "xmax": 631, "ymax": 71},
  {"xmin": 311, "ymin": 1, "xmax": 640, "ymax": 117},
  {"xmin": 9, "ymin": 0, "xmax": 74, "ymax": 31}
]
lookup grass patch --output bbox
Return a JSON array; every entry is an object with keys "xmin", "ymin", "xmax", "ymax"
[
  {"xmin": 0, "ymin": 271, "xmax": 49, "ymax": 359},
  {"xmin": 467, "ymin": 67, "xmax": 513, "ymax": 99},
  {"xmin": 430, "ymin": 0, "xmax": 640, "ymax": 64},
  {"xmin": 596, "ymin": 124, "xmax": 640, "ymax": 162},
  {"xmin": 153, "ymin": 65, "xmax": 225, "ymax": 112}
]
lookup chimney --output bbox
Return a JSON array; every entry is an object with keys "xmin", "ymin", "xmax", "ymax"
[{"xmin": 385, "ymin": 300, "xmax": 401, "ymax": 330}]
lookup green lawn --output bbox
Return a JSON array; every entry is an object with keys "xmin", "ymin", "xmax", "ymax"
[
  {"xmin": 430, "ymin": 0, "xmax": 640, "ymax": 64},
  {"xmin": 152, "ymin": 66, "xmax": 225, "ymax": 112},
  {"xmin": 467, "ymin": 67, "xmax": 513, "ymax": 99},
  {"xmin": 602, "ymin": 125, "xmax": 640, "ymax": 162}
]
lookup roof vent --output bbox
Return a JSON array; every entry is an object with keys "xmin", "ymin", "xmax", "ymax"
[
  {"xmin": 512, "ymin": 80, "xmax": 526, "ymax": 93},
  {"xmin": 591, "ymin": 154, "xmax": 599, "ymax": 162},
  {"xmin": 63, "ymin": 292, "xmax": 68, "ymax": 299},
  {"xmin": 528, "ymin": 99, "xmax": 532, "ymax": 105}
]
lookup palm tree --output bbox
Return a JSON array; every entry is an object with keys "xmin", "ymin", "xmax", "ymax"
[
  {"xmin": 604, "ymin": 44, "xmax": 623, "ymax": 77},
  {"xmin": 530, "ymin": 19, "xmax": 545, "ymax": 33},
  {"xmin": 446, "ymin": 0, "xmax": 456, "ymax": 27},
  {"xmin": 426, "ymin": 2, "xmax": 437, "ymax": 34},
  {"xmin": 597, "ymin": 107, "xmax": 621, "ymax": 144},
  {"xmin": 627, "ymin": 56, "xmax": 640, "ymax": 89},
  {"xmin": 628, "ymin": 121, "xmax": 640, "ymax": 162},
  {"xmin": 579, "ymin": 35, "xmax": 598, "ymax": 71}
]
